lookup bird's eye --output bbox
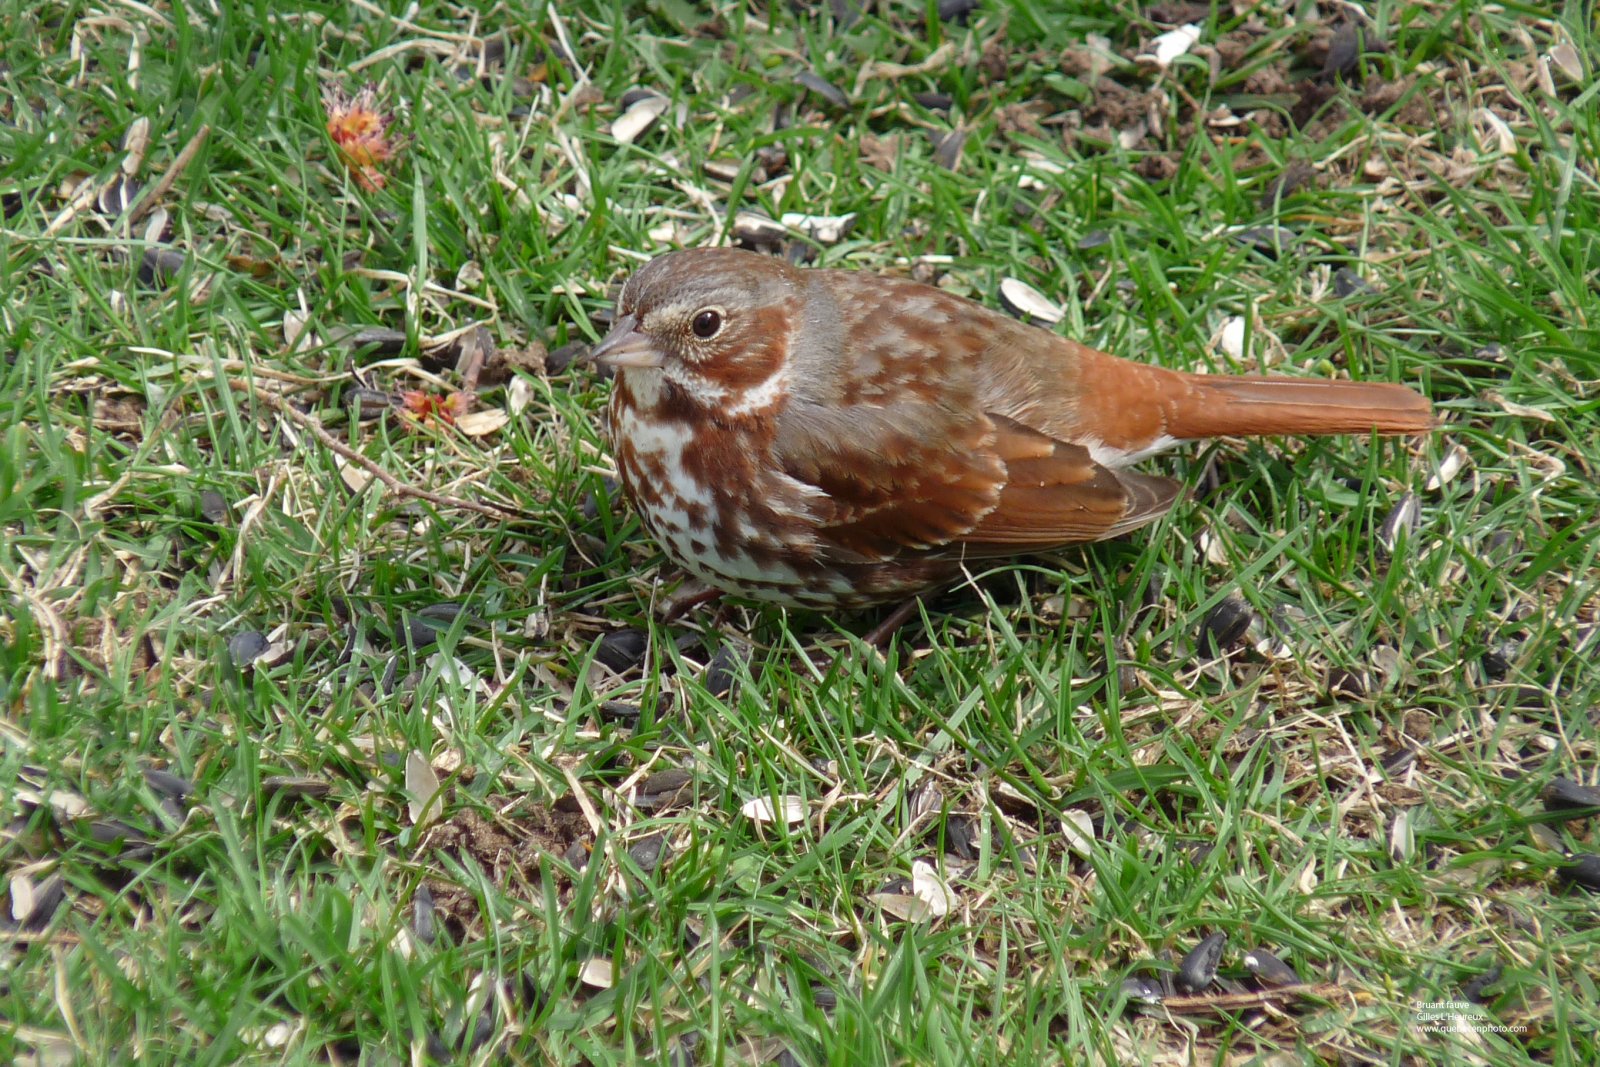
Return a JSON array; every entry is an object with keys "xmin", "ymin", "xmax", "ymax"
[{"xmin": 691, "ymin": 309, "xmax": 722, "ymax": 339}]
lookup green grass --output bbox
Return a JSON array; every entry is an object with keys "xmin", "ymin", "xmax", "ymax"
[{"xmin": 3, "ymin": 1, "xmax": 1598, "ymax": 1064}]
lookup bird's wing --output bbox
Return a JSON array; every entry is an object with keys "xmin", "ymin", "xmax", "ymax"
[
  {"xmin": 961, "ymin": 415, "xmax": 1182, "ymax": 549},
  {"xmin": 773, "ymin": 403, "xmax": 1179, "ymax": 560},
  {"xmin": 771, "ymin": 396, "xmax": 1006, "ymax": 560}
]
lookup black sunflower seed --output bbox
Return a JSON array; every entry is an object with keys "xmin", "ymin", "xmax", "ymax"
[
  {"xmin": 1544, "ymin": 778, "xmax": 1600, "ymax": 818},
  {"xmin": 545, "ymin": 340, "xmax": 592, "ymax": 374},
  {"xmin": 412, "ymin": 883, "xmax": 436, "ymax": 944},
  {"xmin": 1481, "ymin": 641, "xmax": 1517, "ymax": 680},
  {"xmin": 519, "ymin": 970, "xmax": 548, "ymax": 1013},
  {"xmin": 582, "ymin": 476, "xmax": 619, "ymax": 521},
  {"xmin": 87, "ymin": 819, "xmax": 156, "ymax": 861},
  {"xmin": 810, "ymin": 983, "xmax": 838, "ymax": 1011},
  {"xmin": 827, "ymin": 0, "xmax": 860, "ymax": 29},
  {"xmin": 937, "ymin": 0, "xmax": 979, "ymax": 23},
  {"xmin": 1120, "ymin": 976, "xmax": 1166, "ymax": 1004},
  {"xmin": 795, "ymin": 71, "xmax": 848, "ymax": 110},
  {"xmin": 619, "ymin": 87, "xmax": 663, "ymax": 109},
  {"xmin": 638, "ymin": 769, "xmax": 694, "ymax": 810},
  {"xmin": 10, "ymin": 874, "xmax": 67, "ymax": 931},
  {"xmin": 931, "ymin": 127, "xmax": 968, "ymax": 170},
  {"xmin": 703, "ymin": 644, "xmax": 744, "ymax": 698},
  {"xmin": 1228, "ymin": 226, "xmax": 1297, "ymax": 258},
  {"xmin": 669, "ymin": 1032, "xmax": 701, "ymax": 1067},
  {"xmin": 944, "ymin": 813, "xmax": 980, "ymax": 860},
  {"xmin": 260, "ymin": 776, "xmax": 332, "ymax": 800},
  {"xmin": 1242, "ymin": 947, "xmax": 1302, "ymax": 987},
  {"xmin": 1323, "ymin": 21, "xmax": 1384, "ymax": 80},
  {"xmin": 598, "ymin": 700, "xmax": 642, "ymax": 724},
  {"xmin": 1175, "ymin": 932, "xmax": 1226, "ymax": 993},
  {"xmin": 1461, "ymin": 960, "xmax": 1503, "ymax": 1003},
  {"xmin": 98, "ymin": 176, "xmax": 141, "ymax": 215},
  {"xmin": 1199, "ymin": 597, "xmax": 1253, "ymax": 657},
  {"xmin": 199, "ymin": 490, "xmax": 230, "ymax": 523},
  {"xmin": 562, "ymin": 838, "xmax": 591, "ymax": 871},
  {"xmin": 1259, "ymin": 160, "xmax": 1315, "ymax": 206},
  {"xmin": 1332, "ymin": 268, "xmax": 1378, "ymax": 298},
  {"xmin": 143, "ymin": 768, "xmax": 193, "ymax": 801},
  {"xmin": 1556, "ymin": 854, "xmax": 1600, "ymax": 892},
  {"xmin": 628, "ymin": 833, "xmax": 671, "ymax": 874},
  {"xmin": 139, "ymin": 246, "xmax": 187, "ymax": 285},
  {"xmin": 328, "ymin": 325, "xmax": 409, "ymax": 354},
  {"xmin": 1377, "ymin": 492, "xmax": 1421, "ymax": 557},
  {"xmin": 997, "ymin": 277, "xmax": 1063, "ymax": 324},
  {"xmin": 226, "ymin": 630, "xmax": 270, "ymax": 669},
  {"xmin": 595, "ymin": 628, "xmax": 648, "ymax": 673},
  {"xmin": 156, "ymin": 796, "xmax": 185, "ymax": 830},
  {"xmin": 464, "ymin": 1006, "xmax": 494, "ymax": 1052}
]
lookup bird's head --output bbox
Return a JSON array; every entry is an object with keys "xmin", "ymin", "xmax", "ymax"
[{"xmin": 589, "ymin": 247, "xmax": 801, "ymax": 416}]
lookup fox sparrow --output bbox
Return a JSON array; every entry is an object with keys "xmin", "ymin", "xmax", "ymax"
[{"xmin": 589, "ymin": 248, "xmax": 1431, "ymax": 610}]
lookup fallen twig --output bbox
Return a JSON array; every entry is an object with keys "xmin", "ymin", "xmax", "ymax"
[
  {"xmin": 1152, "ymin": 983, "xmax": 1363, "ymax": 1015},
  {"xmin": 44, "ymin": 176, "xmax": 101, "ymax": 237},
  {"xmin": 128, "ymin": 124, "xmax": 210, "ymax": 225},
  {"xmin": 852, "ymin": 40, "xmax": 956, "ymax": 98},
  {"xmin": 228, "ymin": 376, "xmax": 525, "ymax": 523}
]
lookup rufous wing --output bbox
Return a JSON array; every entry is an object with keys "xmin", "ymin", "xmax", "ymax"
[
  {"xmin": 774, "ymin": 403, "xmax": 1179, "ymax": 561},
  {"xmin": 961, "ymin": 415, "xmax": 1182, "ymax": 550},
  {"xmin": 773, "ymin": 397, "xmax": 1006, "ymax": 560}
]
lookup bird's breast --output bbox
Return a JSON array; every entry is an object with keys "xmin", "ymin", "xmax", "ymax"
[{"xmin": 609, "ymin": 369, "xmax": 852, "ymax": 604}]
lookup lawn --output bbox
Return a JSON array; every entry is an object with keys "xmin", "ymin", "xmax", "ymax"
[{"xmin": 2, "ymin": 1, "xmax": 1598, "ymax": 1064}]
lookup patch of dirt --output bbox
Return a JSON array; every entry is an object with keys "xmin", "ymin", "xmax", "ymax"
[
  {"xmin": 994, "ymin": 101, "xmax": 1046, "ymax": 139},
  {"xmin": 423, "ymin": 800, "xmax": 590, "ymax": 886},
  {"xmin": 91, "ymin": 394, "xmax": 148, "ymax": 433},
  {"xmin": 1358, "ymin": 77, "xmax": 1438, "ymax": 127},
  {"xmin": 858, "ymin": 132, "xmax": 906, "ymax": 172},
  {"xmin": 978, "ymin": 33, "xmax": 1011, "ymax": 82},
  {"xmin": 1135, "ymin": 154, "xmax": 1180, "ymax": 182},
  {"xmin": 416, "ymin": 799, "xmax": 596, "ymax": 940}
]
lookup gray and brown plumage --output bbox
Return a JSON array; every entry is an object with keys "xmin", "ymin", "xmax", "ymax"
[{"xmin": 588, "ymin": 248, "xmax": 1432, "ymax": 609}]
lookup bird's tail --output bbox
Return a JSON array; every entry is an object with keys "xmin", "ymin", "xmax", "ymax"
[{"xmin": 1164, "ymin": 373, "xmax": 1434, "ymax": 439}]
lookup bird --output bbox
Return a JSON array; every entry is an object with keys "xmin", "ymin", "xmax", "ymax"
[{"xmin": 586, "ymin": 247, "xmax": 1432, "ymax": 612}]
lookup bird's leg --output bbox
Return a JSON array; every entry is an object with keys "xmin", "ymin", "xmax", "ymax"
[
  {"xmin": 660, "ymin": 576, "xmax": 723, "ymax": 622},
  {"xmin": 861, "ymin": 597, "xmax": 924, "ymax": 647}
]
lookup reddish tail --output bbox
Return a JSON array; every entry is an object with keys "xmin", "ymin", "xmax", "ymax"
[
  {"xmin": 1050, "ymin": 342, "xmax": 1432, "ymax": 455},
  {"xmin": 1165, "ymin": 374, "xmax": 1434, "ymax": 439}
]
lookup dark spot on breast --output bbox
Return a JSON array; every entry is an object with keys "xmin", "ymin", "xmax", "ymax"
[
  {"xmin": 680, "ymin": 433, "xmax": 756, "ymax": 492},
  {"xmin": 659, "ymin": 378, "xmax": 698, "ymax": 421},
  {"xmin": 619, "ymin": 455, "xmax": 660, "ymax": 509},
  {"xmin": 711, "ymin": 514, "xmax": 742, "ymax": 561},
  {"xmin": 640, "ymin": 452, "xmax": 668, "ymax": 483}
]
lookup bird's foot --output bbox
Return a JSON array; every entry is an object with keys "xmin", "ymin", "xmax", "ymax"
[
  {"xmin": 659, "ymin": 577, "xmax": 723, "ymax": 623},
  {"xmin": 861, "ymin": 597, "xmax": 924, "ymax": 647}
]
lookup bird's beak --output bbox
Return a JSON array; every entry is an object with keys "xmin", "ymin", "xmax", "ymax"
[{"xmin": 587, "ymin": 313, "xmax": 664, "ymax": 369}]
